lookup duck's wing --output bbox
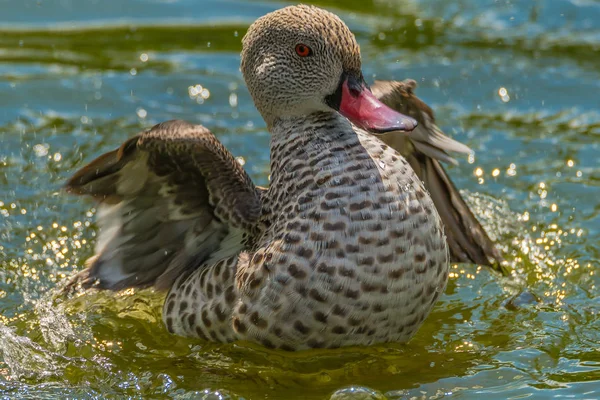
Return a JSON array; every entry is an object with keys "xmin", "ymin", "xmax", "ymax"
[
  {"xmin": 371, "ymin": 80, "xmax": 505, "ymax": 270},
  {"xmin": 65, "ymin": 120, "xmax": 262, "ymax": 291}
]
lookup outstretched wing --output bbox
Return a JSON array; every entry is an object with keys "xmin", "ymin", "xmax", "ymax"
[
  {"xmin": 371, "ymin": 80, "xmax": 505, "ymax": 269},
  {"xmin": 65, "ymin": 120, "xmax": 262, "ymax": 291}
]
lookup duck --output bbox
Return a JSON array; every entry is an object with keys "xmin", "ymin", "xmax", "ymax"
[{"xmin": 64, "ymin": 5, "xmax": 502, "ymax": 350}]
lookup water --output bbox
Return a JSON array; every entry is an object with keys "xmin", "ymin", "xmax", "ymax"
[{"xmin": 0, "ymin": 0, "xmax": 599, "ymax": 398}]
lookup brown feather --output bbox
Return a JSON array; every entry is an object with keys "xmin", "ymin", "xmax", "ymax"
[
  {"xmin": 372, "ymin": 80, "xmax": 506, "ymax": 271},
  {"xmin": 63, "ymin": 120, "xmax": 262, "ymax": 291}
]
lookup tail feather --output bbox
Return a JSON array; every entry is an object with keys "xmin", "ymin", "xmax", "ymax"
[{"xmin": 420, "ymin": 156, "xmax": 504, "ymax": 266}]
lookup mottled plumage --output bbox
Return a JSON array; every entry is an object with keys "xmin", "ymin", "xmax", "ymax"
[
  {"xmin": 162, "ymin": 112, "xmax": 447, "ymax": 349},
  {"xmin": 372, "ymin": 80, "xmax": 505, "ymax": 267},
  {"xmin": 64, "ymin": 5, "xmax": 501, "ymax": 350}
]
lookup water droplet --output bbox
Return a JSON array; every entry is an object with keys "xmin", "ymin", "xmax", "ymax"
[
  {"xmin": 507, "ymin": 163, "xmax": 517, "ymax": 176},
  {"xmin": 130, "ymin": 68, "xmax": 137, "ymax": 76},
  {"xmin": 136, "ymin": 108, "xmax": 147, "ymax": 119},
  {"xmin": 498, "ymin": 87, "xmax": 510, "ymax": 102},
  {"xmin": 136, "ymin": 342, "xmax": 147, "ymax": 350},
  {"xmin": 189, "ymin": 85, "xmax": 199, "ymax": 97},
  {"xmin": 33, "ymin": 144, "xmax": 49, "ymax": 157},
  {"xmin": 229, "ymin": 93, "xmax": 238, "ymax": 107},
  {"xmin": 139, "ymin": 53, "xmax": 149, "ymax": 62},
  {"xmin": 189, "ymin": 84, "xmax": 209, "ymax": 100},
  {"xmin": 53, "ymin": 153, "xmax": 62, "ymax": 162}
]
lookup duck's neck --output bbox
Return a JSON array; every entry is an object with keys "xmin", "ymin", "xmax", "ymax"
[
  {"xmin": 269, "ymin": 112, "xmax": 356, "ymax": 182},
  {"xmin": 269, "ymin": 111, "xmax": 348, "ymax": 140},
  {"xmin": 264, "ymin": 111, "xmax": 380, "ymax": 218}
]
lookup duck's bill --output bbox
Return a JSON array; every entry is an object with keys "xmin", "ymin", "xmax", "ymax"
[{"xmin": 339, "ymin": 75, "xmax": 418, "ymax": 134}]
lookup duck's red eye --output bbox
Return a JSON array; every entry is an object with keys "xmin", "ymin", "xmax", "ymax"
[{"xmin": 295, "ymin": 44, "xmax": 312, "ymax": 57}]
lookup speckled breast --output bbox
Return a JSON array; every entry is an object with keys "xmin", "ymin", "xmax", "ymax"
[{"xmin": 232, "ymin": 116, "xmax": 449, "ymax": 350}]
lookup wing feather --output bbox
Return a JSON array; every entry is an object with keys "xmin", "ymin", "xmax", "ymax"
[{"xmin": 65, "ymin": 120, "xmax": 261, "ymax": 291}]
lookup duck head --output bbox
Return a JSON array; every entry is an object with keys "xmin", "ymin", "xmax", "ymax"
[{"xmin": 241, "ymin": 5, "xmax": 417, "ymax": 134}]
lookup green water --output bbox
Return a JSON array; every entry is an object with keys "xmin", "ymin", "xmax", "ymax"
[{"xmin": 1, "ymin": 0, "xmax": 599, "ymax": 398}]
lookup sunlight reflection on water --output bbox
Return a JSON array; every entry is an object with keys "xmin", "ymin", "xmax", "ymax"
[{"xmin": 0, "ymin": 0, "xmax": 599, "ymax": 398}]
